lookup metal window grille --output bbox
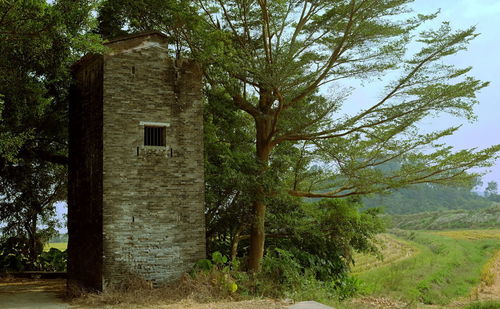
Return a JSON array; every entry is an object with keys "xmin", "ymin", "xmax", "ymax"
[{"xmin": 144, "ymin": 126, "xmax": 166, "ymax": 146}]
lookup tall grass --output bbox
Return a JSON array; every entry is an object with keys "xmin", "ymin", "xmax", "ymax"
[
  {"xmin": 465, "ymin": 301, "xmax": 500, "ymax": 309},
  {"xmin": 355, "ymin": 231, "xmax": 500, "ymax": 305}
]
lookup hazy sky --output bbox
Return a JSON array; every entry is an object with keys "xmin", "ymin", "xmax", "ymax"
[
  {"xmin": 412, "ymin": 0, "xmax": 500, "ymax": 186},
  {"xmin": 344, "ymin": 0, "xmax": 500, "ymax": 188}
]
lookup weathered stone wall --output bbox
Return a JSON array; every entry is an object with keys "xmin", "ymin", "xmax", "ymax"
[
  {"xmin": 68, "ymin": 55, "xmax": 104, "ymax": 292},
  {"xmin": 101, "ymin": 34, "xmax": 205, "ymax": 286}
]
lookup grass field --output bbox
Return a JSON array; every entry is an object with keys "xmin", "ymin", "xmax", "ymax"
[
  {"xmin": 44, "ymin": 242, "xmax": 67, "ymax": 251},
  {"xmin": 343, "ymin": 229, "xmax": 500, "ymax": 308},
  {"xmin": 352, "ymin": 234, "xmax": 418, "ymax": 274}
]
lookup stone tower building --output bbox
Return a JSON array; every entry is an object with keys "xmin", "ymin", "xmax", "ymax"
[{"xmin": 67, "ymin": 32, "xmax": 205, "ymax": 292}]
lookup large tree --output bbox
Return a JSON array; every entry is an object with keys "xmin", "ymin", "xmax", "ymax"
[
  {"xmin": 0, "ymin": 0, "xmax": 102, "ymax": 261},
  {"xmin": 97, "ymin": 0, "xmax": 499, "ymax": 271}
]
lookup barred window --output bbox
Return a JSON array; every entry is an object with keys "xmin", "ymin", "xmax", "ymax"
[{"xmin": 144, "ymin": 126, "xmax": 166, "ymax": 146}]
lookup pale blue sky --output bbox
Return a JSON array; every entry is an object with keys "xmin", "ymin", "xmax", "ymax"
[
  {"xmin": 344, "ymin": 0, "xmax": 500, "ymax": 188},
  {"xmin": 412, "ymin": 0, "xmax": 500, "ymax": 187}
]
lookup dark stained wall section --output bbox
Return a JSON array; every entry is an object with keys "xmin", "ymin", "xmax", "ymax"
[{"xmin": 67, "ymin": 56, "xmax": 104, "ymax": 293}]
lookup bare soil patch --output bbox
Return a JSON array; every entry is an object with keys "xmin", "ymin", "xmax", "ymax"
[
  {"xmin": 72, "ymin": 299, "xmax": 284, "ymax": 309},
  {"xmin": 477, "ymin": 251, "xmax": 500, "ymax": 301},
  {"xmin": 0, "ymin": 278, "xmax": 68, "ymax": 309}
]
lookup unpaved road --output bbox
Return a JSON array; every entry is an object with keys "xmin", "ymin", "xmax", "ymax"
[
  {"xmin": 0, "ymin": 279, "xmax": 68, "ymax": 309},
  {"xmin": 478, "ymin": 251, "xmax": 500, "ymax": 301},
  {"xmin": 0, "ymin": 279, "xmax": 285, "ymax": 309}
]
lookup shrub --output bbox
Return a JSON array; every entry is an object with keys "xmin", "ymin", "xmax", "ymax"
[
  {"xmin": 0, "ymin": 236, "xmax": 66, "ymax": 272},
  {"xmin": 234, "ymin": 248, "xmax": 361, "ymax": 301},
  {"xmin": 36, "ymin": 248, "xmax": 67, "ymax": 271},
  {"xmin": 0, "ymin": 236, "xmax": 30, "ymax": 272}
]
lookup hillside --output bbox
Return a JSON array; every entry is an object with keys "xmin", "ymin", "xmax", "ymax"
[
  {"xmin": 390, "ymin": 204, "xmax": 500, "ymax": 230},
  {"xmin": 363, "ymin": 183, "xmax": 492, "ymax": 214}
]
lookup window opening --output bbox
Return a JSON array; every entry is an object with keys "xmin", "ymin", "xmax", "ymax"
[{"xmin": 144, "ymin": 126, "xmax": 166, "ymax": 146}]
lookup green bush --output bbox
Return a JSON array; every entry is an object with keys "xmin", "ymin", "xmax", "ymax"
[
  {"xmin": 36, "ymin": 248, "xmax": 67, "ymax": 271},
  {"xmin": 232, "ymin": 248, "xmax": 361, "ymax": 301},
  {"xmin": 192, "ymin": 251, "xmax": 238, "ymax": 294},
  {"xmin": 0, "ymin": 236, "xmax": 66, "ymax": 272},
  {"xmin": 0, "ymin": 236, "xmax": 30, "ymax": 272}
]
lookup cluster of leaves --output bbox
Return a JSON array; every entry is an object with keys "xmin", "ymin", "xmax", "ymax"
[
  {"xmin": 0, "ymin": 236, "xmax": 66, "ymax": 272},
  {"xmin": 193, "ymin": 251, "xmax": 238, "ymax": 294},
  {"xmin": 36, "ymin": 248, "xmax": 67, "ymax": 272},
  {"xmin": 0, "ymin": 0, "xmax": 102, "ymax": 267},
  {"xmin": 484, "ymin": 181, "xmax": 500, "ymax": 202}
]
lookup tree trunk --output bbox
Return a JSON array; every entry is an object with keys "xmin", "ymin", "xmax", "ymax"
[
  {"xmin": 26, "ymin": 214, "xmax": 38, "ymax": 269},
  {"xmin": 247, "ymin": 198, "xmax": 266, "ymax": 272},
  {"xmin": 247, "ymin": 112, "xmax": 273, "ymax": 272}
]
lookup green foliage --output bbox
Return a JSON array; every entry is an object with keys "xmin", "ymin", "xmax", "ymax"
[
  {"xmin": 193, "ymin": 251, "xmax": 230, "ymax": 272},
  {"xmin": 192, "ymin": 251, "xmax": 238, "ymax": 294},
  {"xmin": 265, "ymin": 197, "xmax": 385, "ymax": 279},
  {"xmin": 211, "ymin": 251, "xmax": 228, "ymax": 265},
  {"xmin": 0, "ymin": 236, "xmax": 66, "ymax": 272},
  {"xmin": 0, "ymin": 0, "xmax": 103, "ymax": 269},
  {"xmin": 203, "ymin": 87, "xmax": 258, "ymax": 255},
  {"xmin": 234, "ymin": 247, "xmax": 361, "ymax": 301},
  {"xmin": 36, "ymin": 248, "xmax": 67, "ymax": 272},
  {"xmin": 485, "ymin": 181, "xmax": 500, "ymax": 202},
  {"xmin": 0, "ymin": 236, "xmax": 33, "ymax": 272}
]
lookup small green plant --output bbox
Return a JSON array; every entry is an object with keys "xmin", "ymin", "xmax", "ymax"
[
  {"xmin": 36, "ymin": 248, "xmax": 67, "ymax": 271},
  {"xmin": 192, "ymin": 251, "xmax": 238, "ymax": 294}
]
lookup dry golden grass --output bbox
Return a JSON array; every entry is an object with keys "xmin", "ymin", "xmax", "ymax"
[
  {"xmin": 72, "ymin": 299, "xmax": 285, "ymax": 309},
  {"xmin": 71, "ymin": 272, "xmax": 285, "ymax": 309},
  {"xmin": 351, "ymin": 234, "xmax": 418, "ymax": 274},
  {"xmin": 431, "ymin": 229, "xmax": 500, "ymax": 240},
  {"xmin": 480, "ymin": 251, "xmax": 500, "ymax": 287}
]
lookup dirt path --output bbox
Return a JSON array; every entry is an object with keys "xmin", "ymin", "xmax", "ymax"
[
  {"xmin": 0, "ymin": 279, "xmax": 286, "ymax": 309},
  {"xmin": 477, "ymin": 251, "xmax": 500, "ymax": 301},
  {"xmin": 0, "ymin": 279, "xmax": 68, "ymax": 309}
]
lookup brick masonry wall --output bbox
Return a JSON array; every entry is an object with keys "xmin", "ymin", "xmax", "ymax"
[{"xmin": 101, "ymin": 35, "xmax": 205, "ymax": 286}]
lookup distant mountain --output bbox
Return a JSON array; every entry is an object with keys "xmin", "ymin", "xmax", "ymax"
[
  {"xmin": 363, "ymin": 183, "xmax": 492, "ymax": 215},
  {"xmin": 389, "ymin": 203, "xmax": 500, "ymax": 230}
]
